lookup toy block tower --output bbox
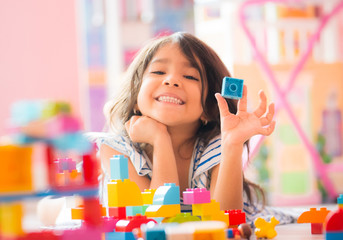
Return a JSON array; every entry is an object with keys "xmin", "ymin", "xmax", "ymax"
[
  {"xmin": 145, "ymin": 183, "xmax": 181, "ymax": 218},
  {"xmin": 107, "ymin": 155, "xmax": 143, "ymax": 219}
]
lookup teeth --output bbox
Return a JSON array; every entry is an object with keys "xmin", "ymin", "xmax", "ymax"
[{"xmin": 158, "ymin": 96, "xmax": 183, "ymax": 105}]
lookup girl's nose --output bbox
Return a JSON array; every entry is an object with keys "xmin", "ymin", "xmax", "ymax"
[{"xmin": 163, "ymin": 76, "xmax": 180, "ymax": 87}]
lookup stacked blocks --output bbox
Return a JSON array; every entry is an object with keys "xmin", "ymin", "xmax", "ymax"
[
  {"xmin": 110, "ymin": 155, "xmax": 128, "ymax": 181},
  {"xmin": 254, "ymin": 216, "xmax": 280, "ymax": 239},
  {"xmin": 221, "ymin": 77, "xmax": 244, "ymax": 99},
  {"xmin": 297, "ymin": 207, "xmax": 330, "ymax": 234},
  {"xmin": 183, "ymin": 188, "xmax": 210, "ymax": 204},
  {"xmin": 325, "ymin": 208, "xmax": 343, "ymax": 240},
  {"xmin": 145, "ymin": 183, "xmax": 181, "ymax": 218},
  {"xmin": 192, "ymin": 199, "xmax": 229, "ymax": 227}
]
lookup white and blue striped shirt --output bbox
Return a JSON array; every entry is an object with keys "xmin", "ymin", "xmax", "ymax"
[{"xmin": 88, "ymin": 132, "xmax": 299, "ymax": 225}]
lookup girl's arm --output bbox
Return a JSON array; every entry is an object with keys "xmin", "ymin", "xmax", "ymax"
[
  {"xmin": 211, "ymin": 85, "xmax": 275, "ymax": 210},
  {"xmin": 124, "ymin": 115, "xmax": 179, "ymax": 189}
]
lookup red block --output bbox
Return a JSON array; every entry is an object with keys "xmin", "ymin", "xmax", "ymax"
[{"xmin": 108, "ymin": 207, "xmax": 126, "ymax": 219}]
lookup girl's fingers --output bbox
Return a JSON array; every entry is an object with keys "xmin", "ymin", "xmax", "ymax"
[
  {"xmin": 215, "ymin": 93, "xmax": 231, "ymax": 117},
  {"xmin": 253, "ymin": 90, "xmax": 267, "ymax": 118},
  {"xmin": 259, "ymin": 103, "xmax": 275, "ymax": 126},
  {"xmin": 259, "ymin": 121, "xmax": 276, "ymax": 136},
  {"xmin": 237, "ymin": 85, "xmax": 247, "ymax": 112}
]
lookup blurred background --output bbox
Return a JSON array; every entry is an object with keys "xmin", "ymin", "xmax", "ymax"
[{"xmin": 0, "ymin": 0, "xmax": 342, "ymax": 206}]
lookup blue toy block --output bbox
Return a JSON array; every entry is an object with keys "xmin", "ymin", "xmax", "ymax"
[
  {"xmin": 337, "ymin": 194, "xmax": 343, "ymax": 204},
  {"xmin": 153, "ymin": 183, "xmax": 180, "ymax": 205},
  {"xmin": 221, "ymin": 77, "xmax": 244, "ymax": 99},
  {"xmin": 10, "ymin": 101, "xmax": 43, "ymax": 126},
  {"xmin": 105, "ymin": 231, "xmax": 135, "ymax": 240},
  {"xmin": 110, "ymin": 155, "xmax": 129, "ymax": 180},
  {"xmin": 126, "ymin": 206, "xmax": 143, "ymax": 216},
  {"xmin": 326, "ymin": 232, "xmax": 343, "ymax": 240}
]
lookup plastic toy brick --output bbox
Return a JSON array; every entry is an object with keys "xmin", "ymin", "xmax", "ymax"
[
  {"xmin": 115, "ymin": 214, "xmax": 157, "ymax": 232},
  {"xmin": 126, "ymin": 206, "xmax": 143, "ymax": 216},
  {"xmin": 338, "ymin": 194, "xmax": 343, "ymax": 209},
  {"xmin": 0, "ymin": 203, "xmax": 24, "ymax": 237},
  {"xmin": 297, "ymin": 207, "xmax": 330, "ymax": 234},
  {"xmin": 145, "ymin": 204, "xmax": 181, "ymax": 218},
  {"xmin": 202, "ymin": 210, "xmax": 229, "ymax": 227},
  {"xmin": 110, "ymin": 155, "xmax": 129, "ymax": 181},
  {"xmin": 108, "ymin": 207, "xmax": 126, "ymax": 219},
  {"xmin": 83, "ymin": 153, "xmax": 99, "ymax": 186},
  {"xmin": 71, "ymin": 207, "xmax": 83, "ymax": 220},
  {"xmin": 83, "ymin": 198, "xmax": 103, "ymax": 226},
  {"xmin": 254, "ymin": 216, "xmax": 279, "ymax": 239},
  {"xmin": 142, "ymin": 189, "xmax": 156, "ymax": 205},
  {"xmin": 183, "ymin": 188, "xmax": 211, "ymax": 205},
  {"xmin": 153, "ymin": 183, "xmax": 180, "ymax": 205},
  {"xmin": 192, "ymin": 199, "xmax": 220, "ymax": 217},
  {"xmin": 225, "ymin": 209, "xmax": 246, "ymax": 227},
  {"xmin": 163, "ymin": 212, "xmax": 201, "ymax": 224},
  {"xmin": 52, "ymin": 132, "xmax": 93, "ymax": 154},
  {"xmin": 221, "ymin": 77, "xmax": 244, "ymax": 99},
  {"xmin": 0, "ymin": 145, "xmax": 33, "ymax": 193},
  {"xmin": 325, "ymin": 208, "xmax": 343, "ymax": 240},
  {"xmin": 105, "ymin": 231, "xmax": 136, "ymax": 240},
  {"xmin": 193, "ymin": 228, "xmax": 226, "ymax": 240},
  {"xmin": 107, "ymin": 179, "xmax": 143, "ymax": 207}
]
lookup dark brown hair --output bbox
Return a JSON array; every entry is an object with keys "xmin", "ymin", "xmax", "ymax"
[{"xmin": 104, "ymin": 32, "xmax": 265, "ymax": 206}]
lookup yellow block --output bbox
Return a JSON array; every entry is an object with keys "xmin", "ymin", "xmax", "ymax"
[
  {"xmin": 201, "ymin": 211, "xmax": 229, "ymax": 227},
  {"xmin": 192, "ymin": 200, "xmax": 220, "ymax": 217},
  {"xmin": 107, "ymin": 179, "xmax": 143, "ymax": 207},
  {"xmin": 193, "ymin": 229, "xmax": 226, "ymax": 240},
  {"xmin": 145, "ymin": 204, "xmax": 180, "ymax": 218},
  {"xmin": 0, "ymin": 145, "xmax": 33, "ymax": 193},
  {"xmin": 142, "ymin": 189, "xmax": 156, "ymax": 205},
  {"xmin": 0, "ymin": 203, "xmax": 24, "ymax": 237}
]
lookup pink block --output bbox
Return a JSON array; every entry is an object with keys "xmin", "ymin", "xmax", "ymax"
[
  {"xmin": 183, "ymin": 188, "xmax": 211, "ymax": 204},
  {"xmin": 47, "ymin": 115, "xmax": 81, "ymax": 137}
]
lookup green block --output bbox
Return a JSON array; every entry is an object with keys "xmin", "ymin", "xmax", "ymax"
[{"xmin": 281, "ymin": 172, "xmax": 309, "ymax": 194}]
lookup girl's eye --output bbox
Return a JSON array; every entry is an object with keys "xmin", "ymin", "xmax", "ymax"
[
  {"xmin": 151, "ymin": 71, "xmax": 165, "ymax": 75},
  {"xmin": 184, "ymin": 75, "xmax": 199, "ymax": 81}
]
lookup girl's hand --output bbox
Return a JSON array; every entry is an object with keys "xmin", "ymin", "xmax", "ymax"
[
  {"xmin": 215, "ymin": 85, "xmax": 275, "ymax": 145},
  {"xmin": 125, "ymin": 115, "xmax": 169, "ymax": 146}
]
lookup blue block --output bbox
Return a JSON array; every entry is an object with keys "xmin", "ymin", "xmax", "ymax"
[
  {"xmin": 110, "ymin": 155, "xmax": 129, "ymax": 180},
  {"xmin": 153, "ymin": 183, "xmax": 180, "ymax": 205},
  {"xmin": 337, "ymin": 194, "xmax": 343, "ymax": 204},
  {"xmin": 145, "ymin": 228, "xmax": 166, "ymax": 240},
  {"xmin": 126, "ymin": 206, "xmax": 143, "ymax": 216},
  {"xmin": 11, "ymin": 101, "xmax": 43, "ymax": 126},
  {"xmin": 326, "ymin": 232, "xmax": 343, "ymax": 240},
  {"xmin": 105, "ymin": 232, "xmax": 135, "ymax": 240},
  {"xmin": 226, "ymin": 228, "xmax": 234, "ymax": 238},
  {"xmin": 221, "ymin": 77, "xmax": 244, "ymax": 99}
]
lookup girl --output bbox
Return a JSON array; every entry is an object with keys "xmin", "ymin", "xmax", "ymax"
[{"xmin": 95, "ymin": 32, "xmax": 295, "ymax": 224}]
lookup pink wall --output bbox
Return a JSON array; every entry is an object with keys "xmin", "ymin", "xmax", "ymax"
[{"xmin": 0, "ymin": 1, "xmax": 83, "ymax": 135}]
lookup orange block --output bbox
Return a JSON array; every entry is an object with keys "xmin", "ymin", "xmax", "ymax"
[
  {"xmin": 297, "ymin": 208, "xmax": 330, "ymax": 223},
  {"xmin": 0, "ymin": 145, "xmax": 33, "ymax": 193}
]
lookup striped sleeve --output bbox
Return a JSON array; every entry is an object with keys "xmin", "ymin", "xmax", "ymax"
[{"xmin": 191, "ymin": 135, "xmax": 222, "ymax": 189}]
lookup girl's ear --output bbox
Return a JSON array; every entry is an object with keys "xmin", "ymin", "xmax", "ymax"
[{"xmin": 200, "ymin": 114, "xmax": 208, "ymax": 126}]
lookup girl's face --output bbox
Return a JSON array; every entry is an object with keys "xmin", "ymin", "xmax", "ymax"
[{"xmin": 137, "ymin": 43, "xmax": 205, "ymax": 128}]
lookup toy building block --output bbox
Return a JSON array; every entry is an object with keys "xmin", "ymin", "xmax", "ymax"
[
  {"xmin": 110, "ymin": 155, "xmax": 129, "ymax": 181},
  {"xmin": 126, "ymin": 206, "xmax": 143, "ymax": 216},
  {"xmin": 145, "ymin": 204, "xmax": 181, "ymax": 218},
  {"xmin": 0, "ymin": 145, "xmax": 33, "ymax": 193},
  {"xmin": 163, "ymin": 212, "xmax": 201, "ymax": 224},
  {"xmin": 225, "ymin": 209, "xmax": 246, "ymax": 227},
  {"xmin": 183, "ymin": 188, "xmax": 211, "ymax": 205},
  {"xmin": 153, "ymin": 183, "xmax": 180, "ymax": 205},
  {"xmin": 338, "ymin": 194, "xmax": 343, "ymax": 209},
  {"xmin": 325, "ymin": 208, "xmax": 343, "ymax": 240},
  {"xmin": 192, "ymin": 199, "xmax": 220, "ymax": 217},
  {"xmin": 107, "ymin": 179, "xmax": 143, "ymax": 207},
  {"xmin": 193, "ymin": 228, "xmax": 226, "ymax": 240},
  {"xmin": 297, "ymin": 207, "xmax": 330, "ymax": 234},
  {"xmin": 71, "ymin": 206, "xmax": 83, "ymax": 220},
  {"xmin": 115, "ymin": 214, "xmax": 157, "ymax": 232},
  {"xmin": 0, "ymin": 203, "xmax": 24, "ymax": 237},
  {"xmin": 83, "ymin": 197, "xmax": 103, "ymax": 227},
  {"xmin": 83, "ymin": 152, "xmax": 99, "ymax": 186},
  {"xmin": 254, "ymin": 216, "xmax": 279, "ymax": 239},
  {"xmin": 108, "ymin": 207, "xmax": 126, "ymax": 219},
  {"xmin": 202, "ymin": 210, "xmax": 230, "ymax": 227},
  {"xmin": 105, "ymin": 231, "xmax": 136, "ymax": 240},
  {"xmin": 142, "ymin": 189, "xmax": 156, "ymax": 205},
  {"xmin": 221, "ymin": 77, "xmax": 244, "ymax": 99}
]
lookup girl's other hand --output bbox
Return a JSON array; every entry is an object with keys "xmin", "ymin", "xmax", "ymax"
[
  {"xmin": 125, "ymin": 115, "xmax": 169, "ymax": 146},
  {"xmin": 215, "ymin": 85, "xmax": 275, "ymax": 145}
]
